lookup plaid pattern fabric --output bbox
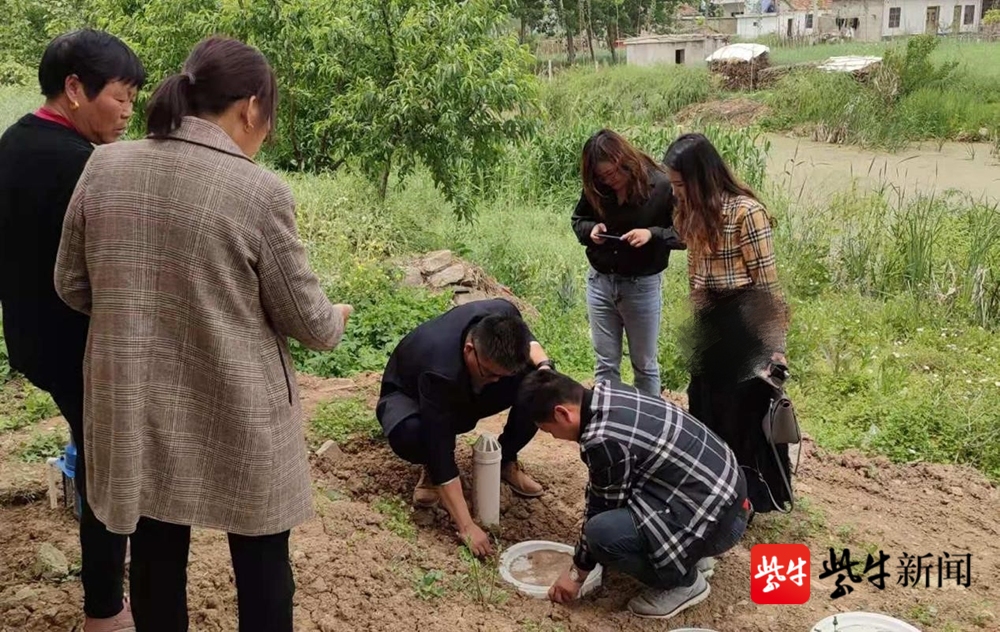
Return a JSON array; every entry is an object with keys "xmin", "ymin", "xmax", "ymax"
[
  {"xmin": 688, "ymin": 194, "xmax": 782, "ymax": 298},
  {"xmin": 573, "ymin": 381, "xmax": 742, "ymax": 574},
  {"xmin": 54, "ymin": 117, "xmax": 346, "ymax": 536}
]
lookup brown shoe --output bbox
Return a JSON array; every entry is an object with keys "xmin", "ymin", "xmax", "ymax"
[
  {"xmin": 84, "ymin": 601, "xmax": 135, "ymax": 632},
  {"xmin": 413, "ymin": 467, "xmax": 439, "ymax": 508},
  {"xmin": 501, "ymin": 461, "xmax": 544, "ymax": 498}
]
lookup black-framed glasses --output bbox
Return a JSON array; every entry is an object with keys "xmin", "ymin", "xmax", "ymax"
[{"xmin": 472, "ymin": 342, "xmax": 515, "ymax": 382}]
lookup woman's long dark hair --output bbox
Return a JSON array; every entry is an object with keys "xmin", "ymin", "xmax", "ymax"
[
  {"xmin": 146, "ymin": 36, "xmax": 278, "ymax": 138},
  {"xmin": 663, "ymin": 133, "xmax": 758, "ymax": 256},
  {"xmin": 581, "ymin": 129, "xmax": 664, "ymax": 218}
]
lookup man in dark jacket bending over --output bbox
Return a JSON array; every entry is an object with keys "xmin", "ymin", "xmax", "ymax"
[
  {"xmin": 377, "ymin": 298, "xmax": 554, "ymax": 557},
  {"xmin": 516, "ymin": 370, "xmax": 751, "ymax": 620}
]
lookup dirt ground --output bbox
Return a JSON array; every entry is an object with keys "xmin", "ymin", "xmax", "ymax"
[
  {"xmin": 2, "ymin": 374, "xmax": 999, "ymax": 632},
  {"xmin": 676, "ymin": 98, "xmax": 771, "ymax": 129}
]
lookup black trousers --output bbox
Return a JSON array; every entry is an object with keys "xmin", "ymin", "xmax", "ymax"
[
  {"xmin": 382, "ymin": 393, "xmax": 538, "ymax": 473},
  {"xmin": 130, "ymin": 517, "xmax": 295, "ymax": 632},
  {"xmin": 688, "ymin": 374, "xmax": 792, "ymax": 514},
  {"xmin": 47, "ymin": 375, "xmax": 128, "ymax": 619},
  {"xmin": 386, "ymin": 408, "xmax": 538, "ymax": 469}
]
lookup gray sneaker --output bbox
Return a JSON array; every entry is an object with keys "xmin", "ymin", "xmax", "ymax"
[
  {"xmin": 628, "ymin": 572, "xmax": 711, "ymax": 619},
  {"xmin": 696, "ymin": 556, "xmax": 717, "ymax": 579}
]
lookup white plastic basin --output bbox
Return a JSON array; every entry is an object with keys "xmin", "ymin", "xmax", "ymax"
[
  {"xmin": 498, "ymin": 540, "xmax": 602, "ymax": 599},
  {"xmin": 811, "ymin": 612, "xmax": 922, "ymax": 632}
]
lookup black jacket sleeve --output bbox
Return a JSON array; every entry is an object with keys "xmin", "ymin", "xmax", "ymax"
[
  {"xmin": 647, "ymin": 187, "xmax": 687, "ymax": 250},
  {"xmin": 571, "ymin": 193, "xmax": 598, "ymax": 246}
]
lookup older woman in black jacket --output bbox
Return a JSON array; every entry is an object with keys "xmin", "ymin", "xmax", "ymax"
[{"xmin": 0, "ymin": 29, "xmax": 145, "ymax": 632}]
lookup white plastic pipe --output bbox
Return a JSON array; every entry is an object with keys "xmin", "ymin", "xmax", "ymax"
[
  {"xmin": 45, "ymin": 458, "xmax": 60, "ymax": 510},
  {"xmin": 472, "ymin": 433, "xmax": 502, "ymax": 527}
]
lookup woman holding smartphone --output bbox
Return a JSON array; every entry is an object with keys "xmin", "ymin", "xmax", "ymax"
[{"xmin": 570, "ymin": 129, "xmax": 685, "ymax": 397}]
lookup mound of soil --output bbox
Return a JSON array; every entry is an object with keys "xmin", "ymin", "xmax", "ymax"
[
  {"xmin": 708, "ymin": 54, "xmax": 772, "ymax": 91},
  {"xmin": 399, "ymin": 250, "xmax": 538, "ymax": 318},
  {"xmin": 676, "ymin": 98, "xmax": 770, "ymax": 129}
]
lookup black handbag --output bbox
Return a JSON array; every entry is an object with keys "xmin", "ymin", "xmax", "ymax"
[
  {"xmin": 762, "ymin": 363, "xmax": 802, "ymax": 446},
  {"xmin": 754, "ymin": 361, "xmax": 801, "ymax": 514}
]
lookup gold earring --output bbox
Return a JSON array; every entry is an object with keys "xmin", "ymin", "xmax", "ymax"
[{"xmin": 70, "ymin": 101, "xmax": 79, "ymax": 111}]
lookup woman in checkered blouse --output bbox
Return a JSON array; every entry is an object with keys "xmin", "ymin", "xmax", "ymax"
[{"xmin": 662, "ymin": 132, "xmax": 793, "ymax": 517}]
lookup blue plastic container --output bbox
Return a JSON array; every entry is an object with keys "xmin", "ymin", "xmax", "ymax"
[{"xmin": 54, "ymin": 440, "xmax": 82, "ymax": 521}]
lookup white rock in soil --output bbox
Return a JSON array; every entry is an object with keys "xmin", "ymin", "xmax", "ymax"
[
  {"xmin": 33, "ymin": 543, "xmax": 69, "ymax": 580},
  {"xmin": 316, "ymin": 440, "xmax": 344, "ymax": 463},
  {"xmin": 427, "ymin": 263, "xmax": 467, "ymax": 288},
  {"xmin": 419, "ymin": 250, "xmax": 454, "ymax": 274},
  {"xmin": 401, "ymin": 265, "xmax": 424, "ymax": 287}
]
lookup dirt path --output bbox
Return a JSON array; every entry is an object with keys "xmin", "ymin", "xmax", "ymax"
[
  {"xmin": 2, "ymin": 375, "xmax": 998, "ymax": 632},
  {"xmin": 764, "ymin": 133, "xmax": 1000, "ymax": 207}
]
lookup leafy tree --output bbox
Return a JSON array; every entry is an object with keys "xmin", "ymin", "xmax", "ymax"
[
  {"xmin": 511, "ymin": 0, "xmax": 547, "ymax": 43},
  {"xmin": 88, "ymin": 0, "xmax": 220, "ymax": 115},
  {"xmin": 880, "ymin": 34, "xmax": 958, "ymax": 101},
  {"xmin": 4, "ymin": 0, "xmax": 541, "ymax": 221},
  {"xmin": 306, "ymin": 0, "xmax": 542, "ymax": 220}
]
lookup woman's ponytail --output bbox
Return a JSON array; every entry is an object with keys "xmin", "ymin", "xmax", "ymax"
[
  {"xmin": 145, "ymin": 73, "xmax": 192, "ymax": 137},
  {"xmin": 143, "ymin": 37, "xmax": 277, "ymax": 140}
]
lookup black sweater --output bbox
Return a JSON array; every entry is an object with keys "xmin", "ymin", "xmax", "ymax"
[
  {"xmin": 570, "ymin": 169, "xmax": 686, "ymax": 277},
  {"xmin": 0, "ymin": 114, "xmax": 93, "ymax": 391}
]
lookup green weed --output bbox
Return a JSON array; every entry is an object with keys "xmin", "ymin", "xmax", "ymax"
[
  {"xmin": 413, "ymin": 569, "xmax": 446, "ymax": 600},
  {"xmin": 17, "ymin": 428, "xmax": 69, "ymax": 463},
  {"xmin": 745, "ymin": 497, "xmax": 827, "ymax": 546},
  {"xmin": 456, "ymin": 541, "xmax": 509, "ymax": 607},
  {"xmin": 309, "ymin": 396, "xmax": 379, "ymax": 447},
  {"xmin": 0, "ymin": 383, "xmax": 59, "ymax": 433},
  {"xmin": 373, "ymin": 496, "xmax": 417, "ymax": 541}
]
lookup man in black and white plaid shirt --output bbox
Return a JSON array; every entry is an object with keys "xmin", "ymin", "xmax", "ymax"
[{"xmin": 516, "ymin": 370, "xmax": 750, "ymax": 619}]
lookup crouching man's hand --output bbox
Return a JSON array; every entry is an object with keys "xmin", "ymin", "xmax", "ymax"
[{"xmin": 549, "ymin": 565, "xmax": 587, "ymax": 604}]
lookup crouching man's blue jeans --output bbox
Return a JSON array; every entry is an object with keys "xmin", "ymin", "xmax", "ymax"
[{"xmin": 583, "ymin": 500, "xmax": 749, "ymax": 590}]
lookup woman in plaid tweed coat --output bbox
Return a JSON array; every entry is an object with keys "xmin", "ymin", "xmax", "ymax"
[{"xmin": 55, "ymin": 36, "xmax": 351, "ymax": 631}]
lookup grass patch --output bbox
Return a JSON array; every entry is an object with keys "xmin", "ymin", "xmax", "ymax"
[
  {"xmin": 309, "ymin": 396, "xmax": 379, "ymax": 447},
  {"xmin": 412, "ymin": 568, "xmax": 447, "ymax": 600},
  {"xmin": 456, "ymin": 543, "xmax": 509, "ymax": 607},
  {"xmin": 541, "ymin": 64, "xmax": 714, "ymax": 126},
  {"xmin": 372, "ymin": 496, "xmax": 417, "ymax": 540},
  {"xmin": 0, "ymin": 382, "xmax": 59, "ymax": 433},
  {"xmin": 744, "ymin": 497, "xmax": 827, "ymax": 546},
  {"xmin": 16, "ymin": 428, "xmax": 68, "ymax": 463},
  {"xmin": 760, "ymin": 37, "xmax": 1000, "ymax": 148}
]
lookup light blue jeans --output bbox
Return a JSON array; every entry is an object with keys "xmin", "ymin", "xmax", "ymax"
[{"xmin": 585, "ymin": 268, "xmax": 662, "ymax": 397}]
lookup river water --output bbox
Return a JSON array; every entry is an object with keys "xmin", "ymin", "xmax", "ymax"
[{"xmin": 762, "ymin": 133, "xmax": 1000, "ymax": 206}]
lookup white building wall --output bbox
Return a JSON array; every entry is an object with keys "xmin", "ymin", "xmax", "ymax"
[
  {"xmin": 736, "ymin": 14, "xmax": 782, "ymax": 37},
  {"xmin": 830, "ymin": 0, "xmax": 885, "ymax": 41},
  {"xmin": 625, "ymin": 39, "xmax": 729, "ymax": 66},
  {"xmin": 737, "ymin": 11, "xmax": 817, "ymax": 38},
  {"xmin": 882, "ymin": 0, "xmax": 982, "ymax": 36}
]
